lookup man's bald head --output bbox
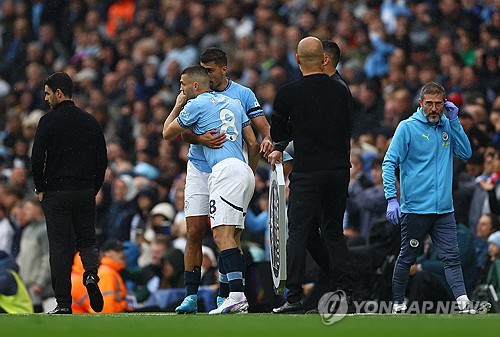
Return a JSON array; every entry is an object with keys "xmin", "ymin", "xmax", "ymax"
[{"xmin": 296, "ymin": 37, "xmax": 325, "ymax": 74}]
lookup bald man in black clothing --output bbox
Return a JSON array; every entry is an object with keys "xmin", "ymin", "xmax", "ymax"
[{"xmin": 271, "ymin": 37, "xmax": 353, "ymax": 314}]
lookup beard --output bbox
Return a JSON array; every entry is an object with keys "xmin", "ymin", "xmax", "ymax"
[{"xmin": 423, "ymin": 110, "xmax": 441, "ymax": 123}]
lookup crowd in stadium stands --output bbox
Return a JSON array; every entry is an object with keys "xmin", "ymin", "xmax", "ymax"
[{"xmin": 1, "ymin": 0, "xmax": 500, "ymax": 313}]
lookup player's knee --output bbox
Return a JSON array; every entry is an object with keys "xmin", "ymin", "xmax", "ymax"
[{"xmin": 398, "ymin": 249, "xmax": 419, "ymax": 266}]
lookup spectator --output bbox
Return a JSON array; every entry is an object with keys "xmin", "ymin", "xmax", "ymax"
[
  {"xmin": 16, "ymin": 199, "xmax": 50, "ymax": 313},
  {"xmin": 356, "ymin": 158, "xmax": 388, "ymax": 242},
  {"xmin": 201, "ymin": 246, "xmax": 217, "ymax": 286},
  {"xmin": 0, "ymin": 205, "xmax": 15, "ymax": 256},
  {"xmin": 160, "ymin": 248, "xmax": 184, "ymax": 290},
  {"xmin": 0, "ymin": 250, "xmax": 33, "ymax": 314},
  {"xmin": 106, "ymin": 0, "xmax": 136, "ymax": 38},
  {"xmin": 0, "ymin": 185, "xmax": 23, "ymax": 257},
  {"xmin": 486, "ymin": 231, "xmax": 500, "ymax": 300},
  {"xmin": 148, "ymin": 202, "xmax": 177, "ymax": 240},
  {"xmin": 352, "ymin": 78, "xmax": 385, "ymax": 137},
  {"xmin": 105, "ymin": 175, "xmax": 137, "ymax": 242},
  {"xmin": 20, "ymin": 109, "xmax": 44, "ymax": 156},
  {"xmin": 98, "ymin": 239, "xmax": 130, "ymax": 313},
  {"xmin": 129, "ymin": 186, "xmax": 159, "ymax": 245},
  {"xmin": 0, "ymin": 17, "xmax": 30, "ymax": 83}
]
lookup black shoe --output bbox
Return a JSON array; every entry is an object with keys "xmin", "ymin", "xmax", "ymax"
[
  {"xmin": 85, "ymin": 274, "xmax": 104, "ymax": 312},
  {"xmin": 272, "ymin": 301, "xmax": 305, "ymax": 314},
  {"xmin": 48, "ymin": 306, "xmax": 72, "ymax": 314}
]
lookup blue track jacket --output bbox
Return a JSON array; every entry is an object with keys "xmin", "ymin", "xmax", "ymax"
[{"xmin": 382, "ymin": 108, "xmax": 471, "ymax": 214}]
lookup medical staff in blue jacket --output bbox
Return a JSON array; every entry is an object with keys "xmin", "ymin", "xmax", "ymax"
[{"xmin": 382, "ymin": 82, "xmax": 490, "ymax": 314}]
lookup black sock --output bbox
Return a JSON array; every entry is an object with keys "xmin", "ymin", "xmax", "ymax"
[
  {"xmin": 184, "ymin": 267, "xmax": 201, "ymax": 296},
  {"xmin": 221, "ymin": 248, "xmax": 244, "ymax": 293},
  {"xmin": 218, "ymin": 255, "xmax": 229, "ymax": 297}
]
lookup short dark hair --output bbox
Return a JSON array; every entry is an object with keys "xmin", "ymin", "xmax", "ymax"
[
  {"xmin": 44, "ymin": 72, "xmax": 73, "ymax": 98},
  {"xmin": 322, "ymin": 40, "xmax": 341, "ymax": 67},
  {"xmin": 200, "ymin": 47, "xmax": 227, "ymax": 67},
  {"xmin": 419, "ymin": 82, "xmax": 445, "ymax": 100},
  {"xmin": 181, "ymin": 65, "xmax": 210, "ymax": 84}
]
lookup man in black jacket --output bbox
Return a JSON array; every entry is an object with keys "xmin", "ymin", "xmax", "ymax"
[
  {"xmin": 31, "ymin": 72, "xmax": 107, "ymax": 314},
  {"xmin": 270, "ymin": 37, "xmax": 353, "ymax": 314},
  {"xmin": 322, "ymin": 40, "xmax": 350, "ymax": 92}
]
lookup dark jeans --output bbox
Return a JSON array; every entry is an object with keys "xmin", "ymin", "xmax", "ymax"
[
  {"xmin": 42, "ymin": 188, "xmax": 99, "ymax": 308},
  {"xmin": 392, "ymin": 213, "xmax": 466, "ymax": 304},
  {"xmin": 285, "ymin": 169, "xmax": 352, "ymax": 303}
]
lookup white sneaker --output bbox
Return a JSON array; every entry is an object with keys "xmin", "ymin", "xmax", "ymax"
[
  {"xmin": 459, "ymin": 301, "xmax": 491, "ymax": 314},
  {"xmin": 392, "ymin": 303, "xmax": 407, "ymax": 314},
  {"xmin": 209, "ymin": 296, "xmax": 249, "ymax": 314}
]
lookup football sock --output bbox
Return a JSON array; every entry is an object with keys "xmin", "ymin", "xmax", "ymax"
[
  {"xmin": 221, "ymin": 247, "xmax": 244, "ymax": 293},
  {"xmin": 184, "ymin": 267, "xmax": 201, "ymax": 296},
  {"xmin": 218, "ymin": 254, "xmax": 229, "ymax": 298}
]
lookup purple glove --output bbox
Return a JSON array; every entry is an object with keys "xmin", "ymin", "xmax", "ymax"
[
  {"xmin": 386, "ymin": 198, "xmax": 401, "ymax": 226},
  {"xmin": 444, "ymin": 101, "xmax": 459, "ymax": 121}
]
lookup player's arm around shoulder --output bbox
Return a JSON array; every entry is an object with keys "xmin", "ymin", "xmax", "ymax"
[{"xmin": 242, "ymin": 124, "xmax": 259, "ymax": 173}]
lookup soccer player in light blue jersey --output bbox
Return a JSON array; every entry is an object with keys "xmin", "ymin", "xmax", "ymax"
[
  {"xmin": 163, "ymin": 65, "xmax": 259, "ymax": 314},
  {"xmin": 177, "ymin": 48, "xmax": 273, "ymax": 313}
]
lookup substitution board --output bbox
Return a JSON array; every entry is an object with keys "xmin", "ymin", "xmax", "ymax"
[{"xmin": 268, "ymin": 162, "xmax": 287, "ymax": 295}]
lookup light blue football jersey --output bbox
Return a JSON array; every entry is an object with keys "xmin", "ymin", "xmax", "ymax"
[
  {"xmin": 178, "ymin": 92, "xmax": 251, "ymax": 169},
  {"xmin": 187, "ymin": 79, "xmax": 263, "ymax": 173}
]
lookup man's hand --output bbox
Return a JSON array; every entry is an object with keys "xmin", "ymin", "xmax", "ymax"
[
  {"xmin": 386, "ymin": 198, "xmax": 401, "ymax": 225},
  {"xmin": 444, "ymin": 100, "xmax": 459, "ymax": 120},
  {"xmin": 175, "ymin": 91, "xmax": 187, "ymax": 108},
  {"xmin": 260, "ymin": 136, "xmax": 274, "ymax": 158},
  {"xmin": 267, "ymin": 150, "xmax": 283, "ymax": 170},
  {"xmin": 197, "ymin": 130, "xmax": 227, "ymax": 148}
]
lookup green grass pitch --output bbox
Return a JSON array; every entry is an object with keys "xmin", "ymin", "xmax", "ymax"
[{"xmin": 1, "ymin": 313, "xmax": 499, "ymax": 337}]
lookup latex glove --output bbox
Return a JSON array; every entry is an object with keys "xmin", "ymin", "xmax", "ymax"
[
  {"xmin": 386, "ymin": 198, "xmax": 401, "ymax": 226},
  {"xmin": 444, "ymin": 100, "xmax": 459, "ymax": 121}
]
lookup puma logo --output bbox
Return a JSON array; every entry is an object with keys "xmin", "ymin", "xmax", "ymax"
[{"xmin": 422, "ymin": 133, "xmax": 430, "ymax": 140}]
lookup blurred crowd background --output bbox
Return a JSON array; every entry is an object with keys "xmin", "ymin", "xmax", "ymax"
[{"xmin": 1, "ymin": 0, "xmax": 500, "ymax": 313}]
